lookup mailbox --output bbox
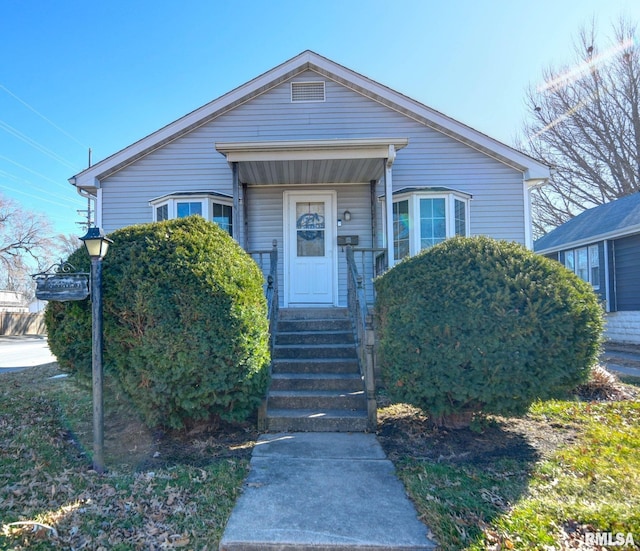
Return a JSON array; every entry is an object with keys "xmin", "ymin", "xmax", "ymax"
[{"xmin": 337, "ymin": 235, "xmax": 359, "ymax": 246}]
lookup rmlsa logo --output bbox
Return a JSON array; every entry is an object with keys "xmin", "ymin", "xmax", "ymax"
[{"xmin": 585, "ymin": 532, "xmax": 635, "ymax": 547}]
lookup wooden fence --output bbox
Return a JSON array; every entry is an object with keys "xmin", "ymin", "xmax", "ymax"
[{"xmin": 0, "ymin": 312, "xmax": 46, "ymax": 336}]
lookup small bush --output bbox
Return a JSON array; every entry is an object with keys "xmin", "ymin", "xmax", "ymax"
[
  {"xmin": 374, "ymin": 236, "xmax": 604, "ymax": 428},
  {"xmin": 46, "ymin": 217, "xmax": 270, "ymax": 429}
]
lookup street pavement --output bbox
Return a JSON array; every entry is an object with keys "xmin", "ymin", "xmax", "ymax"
[
  {"xmin": 0, "ymin": 335, "xmax": 57, "ymax": 372},
  {"xmin": 602, "ymin": 345, "xmax": 640, "ymax": 378}
]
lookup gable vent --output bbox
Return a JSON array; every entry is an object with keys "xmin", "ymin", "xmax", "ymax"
[{"xmin": 291, "ymin": 81, "xmax": 325, "ymax": 102}]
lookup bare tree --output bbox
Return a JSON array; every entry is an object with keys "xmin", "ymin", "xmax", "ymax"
[
  {"xmin": 522, "ymin": 18, "xmax": 640, "ymax": 236},
  {"xmin": 0, "ymin": 194, "xmax": 55, "ymax": 298},
  {"xmin": 53, "ymin": 233, "xmax": 82, "ymax": 259}
]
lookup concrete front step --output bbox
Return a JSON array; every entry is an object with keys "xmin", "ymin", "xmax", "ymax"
[
  {"xmin": 269, "ymin": 389, "xmax": 366, "ymax": 410},
  {"xmin": 267, "ymin": 409, "xmax": 370, "ymax": 432},
  {"xmin": 273, "ymin": 343, "xmax": 357, "ymax": 360},
  {"xmin": 270, "ymin": 372, "xmax": 363, "ymax": 392},
  {"xmin": 278, "ymin": 307, "xmax": 349, "ymax": 320},
  {"xmin": 275, "ymin": 330, "xmax": 355, "ymax": 345},
  {"xmin": 272, "ymin": 358, "xmax": 360, "ymax": 374},
  {"xmin": 266, "ymin": 307, "xmax": 367, "ymax": 433},
  {"xmin": 277, "ymin": 318, "xmax": 352, "ymax": 332}
]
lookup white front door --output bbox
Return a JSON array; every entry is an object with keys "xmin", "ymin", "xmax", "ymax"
[{"xmin": 284, "ymin": 191, "xmax": 337, "ymax": 306}]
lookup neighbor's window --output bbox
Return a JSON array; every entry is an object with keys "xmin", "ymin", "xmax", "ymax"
[
  {"xmin": 589, "ymin": 244, "xmax": 600, "ymax": 286},
  {"xmin": 390, "ymin": 190, "xmax": 470, "ymax": 261},
  {"xmin": 564, "ymin": 244, "xmax": 600, "ymax": 289},
  {"xmin": 150, "ymin": 193, "xmax": 233, "ymax": 236}
]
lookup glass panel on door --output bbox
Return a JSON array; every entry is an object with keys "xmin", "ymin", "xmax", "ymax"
[{"xmin": 296, "ymin": 202, "xmax": 325, "ymax": 257}]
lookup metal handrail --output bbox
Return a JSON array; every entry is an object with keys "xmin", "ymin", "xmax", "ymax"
[
  {"xmin": 249, "ymin": 240, "xmax": 279, "ymax": 346},
  {"xmin": 345, "ymin": 245, "xmax": 377, "ymax": 431},
  {"xmin": 249, "ymin": 240, "xmax": 278, "ymax": 431}
]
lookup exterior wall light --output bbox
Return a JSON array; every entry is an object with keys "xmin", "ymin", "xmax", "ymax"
[{"xmin": 343, "ymin": 210, "xmax": 352, "ymax": 222}]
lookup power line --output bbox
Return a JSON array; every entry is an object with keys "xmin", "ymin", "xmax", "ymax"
[
  {"xmin": 0, "ymin": 170, "xmax": 84, "ymax": 205},
  {"xmin": 0, "ymin": 84, "xmax": 90, "ymax": 150},
  {"xmin": 0, "ymin": 119, "xmax": 80, "ymax": 171},
  {"xmin": 0, "ymin": 154, "xmax": 73, "ymax": 191},
  {"xmin": 0, "ymin": 183, "xmax": 83, "ymax": 210}
]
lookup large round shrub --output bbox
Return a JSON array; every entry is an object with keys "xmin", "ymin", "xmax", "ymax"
[
  {"xmin": 374, "ymin": 236, "xmax": 604, "ymax": 428},
  {"xmin": 46, "ymin": 216, "xmax": 270, "ymax": 429}
]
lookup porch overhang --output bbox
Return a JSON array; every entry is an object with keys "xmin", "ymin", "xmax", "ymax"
[{"xmin": 215, "ymin": 138, "xmax": 408, "ymax": 185}]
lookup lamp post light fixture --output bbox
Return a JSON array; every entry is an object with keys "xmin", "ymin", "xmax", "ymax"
[{"xmin": 80, "ymin": 227, "xmax": 113, "ymax": 474}]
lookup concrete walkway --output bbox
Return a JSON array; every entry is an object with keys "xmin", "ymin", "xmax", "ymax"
[{"xmin": 219, "ymin": 432, "xmax": 436, "ymax": 551}]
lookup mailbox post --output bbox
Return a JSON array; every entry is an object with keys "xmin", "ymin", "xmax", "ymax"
[{"xmin": 79, "ymin": 227, "xmax": 113, "ymax": 474}]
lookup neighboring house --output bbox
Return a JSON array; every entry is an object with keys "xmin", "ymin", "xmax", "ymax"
[
  {"xmin": 0, "ymin": 291, "xmax": 28, "ymax": 313},
  {"xmin": 535, "ymin": 193, "xmax": 640, "ymax": 344},
  {"xmin": 69, "ymin": 50, "xmax": 549, "ymax": 309}
]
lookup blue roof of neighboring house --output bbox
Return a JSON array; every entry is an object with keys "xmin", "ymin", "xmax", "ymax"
[{"xmin": 534, "ymin": 192, "xmax": 640, "ymax": 252}]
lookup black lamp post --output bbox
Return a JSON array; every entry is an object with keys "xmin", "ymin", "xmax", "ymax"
[{"xmin": 80, "ymin": 227, "xmax": 113, "ymax": 474}]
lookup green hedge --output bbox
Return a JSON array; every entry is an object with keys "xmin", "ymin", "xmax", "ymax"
[
  {"xmin": 46, "ymin": 217, "xmax": 270, "ymax": 429},
  {"xmin": 374, "ymin": 236, "xmax": 604, "ymax": 427}
]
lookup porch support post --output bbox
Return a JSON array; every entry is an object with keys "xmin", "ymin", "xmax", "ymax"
[
  {"xmin": 232, "ymin": 162, "xmax": 241, "ymax": 245},
  {"xmin": 242, "ymin": 182, "xmax": 249, "ymax": 250},
  {"xmin": 384, "ymin": 145, "xmax": 396, "ymax": 268},
  {"xmin": 370, "ymin": 180, "xmax": 377, "ymax": 245}
]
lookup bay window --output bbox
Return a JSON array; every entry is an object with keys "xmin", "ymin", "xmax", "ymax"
[
  {"xmin": 388, "ymin": 188, "xmax": 471, "ymax": 261},
  {"xmin": 150, "ymin": 192, "xmax": 233, "ymax": 236}
]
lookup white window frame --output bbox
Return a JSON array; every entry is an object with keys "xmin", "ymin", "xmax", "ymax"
[
  {"xmin": 387, "ymin": 190, "xmax": 471, "ymax": 261},
  {"xmin": 564, "ymin": 244, "xmax": 600, "ymax": 290},
  {"xmin": 155, "ymin": 202, "xmax": 169, "ymax": 222},
  {"xmin": 149, "ymin": 193, "xmax": 234, "ymax": 236}
]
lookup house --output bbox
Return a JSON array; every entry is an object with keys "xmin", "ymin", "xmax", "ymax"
[
  {"xmin": 69, "ymin": 50, "xmax": 551, "ymax": 431},
  {"xmin": 0, "ymin": 290, "xmax": 28, "ymax": 313},
  {"xmin": 535, "ymin": 193, "xmax": 640, "ymax": 345},
  {"xmin": 69, "ymin": 50, "xmax": 549, "ymax": 310}
]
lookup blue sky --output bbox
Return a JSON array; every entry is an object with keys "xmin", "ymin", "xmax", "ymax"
[{"xmin": 2, "ymin": 0, "xmax": 639, "ymax": 238}]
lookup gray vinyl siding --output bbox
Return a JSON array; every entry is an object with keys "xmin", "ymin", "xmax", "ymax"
[
  {"xmin": 100, "ymin": 70, "xmax": 526, "ymax": 240},
  {"xmin": 99, "ymin": 70, "xmax": 528, "ymax": 305},
  {"xmin": 613, "ymin": 234, "xmax": 640, "ymax": 311}
]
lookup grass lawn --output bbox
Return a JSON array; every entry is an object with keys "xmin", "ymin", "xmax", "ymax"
[
  {"xmin": 0, "ymin": 364, "xmax": 256, "ymax": 550},
  {"xmin": 378, "ymin": 375, "xmax": 640, "ymax": 550},
  {"xmin": 1, "ymin": 363, "xmax": 639, "ymax": 550}
]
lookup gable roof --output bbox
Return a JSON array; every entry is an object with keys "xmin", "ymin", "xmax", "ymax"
[
  {"xmin": 534, "ymin": 192, "xmax": 640, "ymax": 253},
  {"xmin": 69, "ymin": 50, "xmax": 549, "ymax": 192}
]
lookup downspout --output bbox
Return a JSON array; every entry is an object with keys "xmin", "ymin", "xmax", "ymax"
[
  {"xmin": 603, "ymin": 240, "xmax": 610, "ymax": 313},
  {"xmin": 74, "ymin": 183, "xmax": 98, "ymax": 228},
  {"xmin": 384, "ymin": 145, "xmax": 396, "ymax": 269},
  {"xmin": 611, "ymin": 240, "xmax": 618, "ymax": 312},
  {"xmin": 523, "ymin": 178, "xmax": 533, "ymax": 249}
]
